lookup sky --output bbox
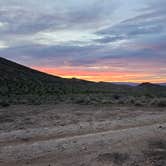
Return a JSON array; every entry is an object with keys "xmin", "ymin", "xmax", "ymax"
[{"xmin": 0, "ymin": 0, "xmax": 166, "ymax": 83}]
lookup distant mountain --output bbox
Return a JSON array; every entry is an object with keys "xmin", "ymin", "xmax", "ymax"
[
  {"xmin": 113, "ymin": 82, "xmax": 166, "ymax": 86},
  {"xmin": 159, "ymin": 83, "xmax": 166, "ymax": 86},
  {"xmin": 138, "ymin": 82, "xmax": 161, "ymax": 87},
  {"xmin": 112, "ymin": 82, "xmax": 139, "ymax": 86}
]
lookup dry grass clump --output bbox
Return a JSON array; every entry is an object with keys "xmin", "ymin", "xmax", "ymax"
[{"xmin": 150, "ymin": 98, "xmax": 166, "ymax": 107}]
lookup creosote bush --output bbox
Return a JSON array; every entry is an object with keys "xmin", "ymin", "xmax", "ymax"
[
  {"xmin": 0, "ymin": 101, "xmax": 10, "ymax": 107},
  {"xmin": 157, "ymin": 99, "xmax": 166, "ymax": 107}
]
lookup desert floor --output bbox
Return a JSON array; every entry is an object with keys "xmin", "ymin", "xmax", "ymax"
[{"xmin": 0, "ymin": 104, "xmax": 166, "ymax": 166}]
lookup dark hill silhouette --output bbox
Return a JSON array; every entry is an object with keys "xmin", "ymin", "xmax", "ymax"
[
  {"xmin": 0, "ymin": 57, "xmax": 122, "ymax": 98},
  {"xmin": 139, "ymin": 82, "xmax": 161, "ymax": 87},
  {"xmin": 0, "ymin": 57, "xmax": 133, "ymax": 95}
]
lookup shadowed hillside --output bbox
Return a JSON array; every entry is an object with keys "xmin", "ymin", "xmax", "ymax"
[
  {"xmin": 0, "ymin": 57, "xmax": 132, "ymax": 95},
  {"xmin": 0, "ymin": 57, "xmax": 166, "ymax": 105}
]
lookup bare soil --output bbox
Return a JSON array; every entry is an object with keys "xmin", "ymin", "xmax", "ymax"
[{"xmin": 0, "ymin": 104, "xmax": 166, "ymax": 166}]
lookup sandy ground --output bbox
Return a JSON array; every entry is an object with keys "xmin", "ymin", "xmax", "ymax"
[{"xmin": 0, "ymin": 104, "xmax": 166, "ymax": 166}]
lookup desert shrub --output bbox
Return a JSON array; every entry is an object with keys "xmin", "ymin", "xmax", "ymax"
[
  {"xmin": 27, "ymin": 96, "xmax": 42, "ymax": 105},
  {"xmin": 149, "ymin": 98, "xmax": 159, "ymax": 106},
  {"xmin": 139, "ymin": 96, "xmax": 149, "ymax": 104},
  {"xmin": 97, "ymin": 152, "xmax": 129, "ymax": 164},
  {"xmin": 0, "ymin": 101, "xmax": 10, "ymax": 107},
  {"xmin": 157, "ymin": 99, "xmax": 166, "ymax": 107},
  {"xmin": 113, "ymin": 94, "xmax": 120, "ymax": 100},
  {"xmin": 128, "ymin": 96, "xmax": 136, "ymax": 104},
  {"xmin": 74, "ymin": 98, "xmax": 85, "ymax": 104},
  {"xmin": 150, "ymin": 98, "xmax": 166, "ymax": 107},
  {"xmin": 74, "ymin": 96, "xmax": 91, "ymax": 104},
  {"xmin": 116, "ymin": 99, "xmax": 126, "ymax": 104},
  {"xmin": 145, "ymin": 93, "xmax": 154, "ymax": 98},
  {"xmin": 101, "ymin": 99, "xmax": 111, "ymax": 104},
  {"xmin": 134, "ymin": 100, "xmax": 144, "ymax": 106}
]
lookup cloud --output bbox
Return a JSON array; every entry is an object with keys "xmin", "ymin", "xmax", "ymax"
[
  {"xmin": 33, "ymin": 30, "xmax": 101, "ymax": 46},
  {"xmin": 94, "ymin": 36, "xmax": 124, "ymax": 43},
  {"xmin": 0, "ymin": 0, "xmax": 118, "ymax": 36},
  {"xmin": 0, "ymin": 0, "xmax": 166, "ymax": 82},
  {"xmin": 0, "ymin": 41, "xmax": 9, "ymax": 49},
  {"xmin": 97, "ymin": 12, "xmax": 166, "ymax": 38},
  {"xmin": 96, "ymin": 0, "xmax": 166, "ymax": 46}
]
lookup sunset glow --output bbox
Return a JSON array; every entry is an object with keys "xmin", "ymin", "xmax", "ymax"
[
  {"xmin": 33, "ymin": 66, "xmax": 166, "ymax": 83},
  {"xmin": 0, "ymin": 0, "xmax": 166, "ymax": 83}
]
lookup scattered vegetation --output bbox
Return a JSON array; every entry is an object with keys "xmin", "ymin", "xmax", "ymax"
[
  {"xmin": 97, "ymin": 152, "xmax": 129, "ymax": 164},
  {"xmin": 1, "ymin": 57, "xmax": 166, "ymax": 106},
  {"xmin": 0, "ymin": 100, "xmax": 10, "ymax": 107},
  {"xmin": 144, "ymin": 140, "xmax": 166, "ymax": 166}
]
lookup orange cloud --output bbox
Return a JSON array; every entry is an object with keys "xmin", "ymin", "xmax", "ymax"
[{"xmin": 32, "ymin": 66, "xmax": 165, "ymax": 83}]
